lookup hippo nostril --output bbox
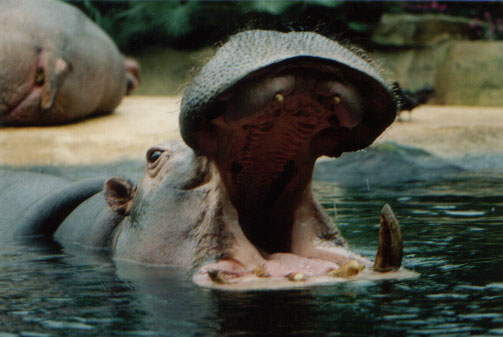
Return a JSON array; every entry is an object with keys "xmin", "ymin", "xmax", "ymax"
[{"xmin": 34, "ymin": 68, "xmax": 45, "ymax": 86}]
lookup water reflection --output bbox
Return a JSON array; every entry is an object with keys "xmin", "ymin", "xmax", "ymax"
[{"xmin": 0, "ymin": 174, "xmax": 502, "ymax": 336}]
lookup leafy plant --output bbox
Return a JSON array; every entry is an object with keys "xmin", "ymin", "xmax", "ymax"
[
  {"xmin": 470, "ymin": 12, "xmax": 503, "ymax": 41},
  {"xmin": 68, "ymin": 0, "xmax": 503, "ymax": 51}
]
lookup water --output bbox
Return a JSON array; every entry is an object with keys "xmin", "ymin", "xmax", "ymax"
[{"xmin": 0, "ymin": 174, "xmax": 502, "ymax": 336}]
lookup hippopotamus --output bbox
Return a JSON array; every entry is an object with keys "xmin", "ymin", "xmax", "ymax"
[
  {"xmin": 0, "ymin": 0, "xmax": 140, "ymax": 126},
  {"xmin": 0, "ymin": 30, "xmax": 407, "ymax": 288}
]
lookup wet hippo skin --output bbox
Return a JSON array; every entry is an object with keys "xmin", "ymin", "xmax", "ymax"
[{"xmin": 0, "ymin": 30, "xmax": 407, "ymax": 289}]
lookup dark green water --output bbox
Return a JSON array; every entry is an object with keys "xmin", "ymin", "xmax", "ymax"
[{"xmin": 0, "ymin": 174, "xmax": 502, "ymax": 336}]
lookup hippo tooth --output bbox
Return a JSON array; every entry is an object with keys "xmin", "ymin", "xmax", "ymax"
[
  {"xmin": 373, "ymin": 204, "xmax": 403, "ymax": 272},
  {"xmin": 287, "ymin": 272, "xmax": 307, "ymax": 282},
  {"xmin": 274, "ymin": 93, "xmax": 284, "ymax": 103},
  {"xmin": 254, "ymin": 265, "xmax": 270, "ymax": 278},
  {"xmin": 333, "ymin": 95, "xmax": 341, "ymax": 105},
  {"xmin": 328, "ymin": 260, "xmax": 365, "ymax": 277}
]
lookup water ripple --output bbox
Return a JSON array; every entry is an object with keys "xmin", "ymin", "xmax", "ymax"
[
  {"xmin": 443, "ymin": 210, "xmax": 487, "ymax": 217},
  {"xmin": 0, "ymin": 176, "xmax": 500, "ymax": 336}
]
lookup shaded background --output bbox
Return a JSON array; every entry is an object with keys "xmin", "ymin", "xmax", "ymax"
[{"xmin": 66, "ymin": 0, "xmax": 503, "ymax": 105}]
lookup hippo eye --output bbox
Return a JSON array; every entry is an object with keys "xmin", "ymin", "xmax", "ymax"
[
  {"xmin": 147, "ymin": 149, "xmax": 163, "ymax": 163},
  {"xmin": 35, "ymin": 68, "xmax": 45, "ymax": 86}
]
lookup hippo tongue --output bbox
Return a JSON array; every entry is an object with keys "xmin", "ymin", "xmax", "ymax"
[{"xmin": 263, "ymin": 253, "xmax": 340, "ymax": 277}]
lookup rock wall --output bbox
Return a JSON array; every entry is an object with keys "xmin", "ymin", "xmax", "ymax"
[{"xmin": 371, "ymin": 14, "xmax": 503, "ymax": 106}]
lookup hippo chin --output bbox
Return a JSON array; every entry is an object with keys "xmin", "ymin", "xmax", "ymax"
[
  {"xmin": 0, "ymin": 0, "xmax": 140, "ymax": 126},
  {"xmin": 1, "ymin": 30, "xmax": 409, "ymax": 289}
]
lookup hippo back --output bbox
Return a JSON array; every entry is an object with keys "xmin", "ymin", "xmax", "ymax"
[
  {"xmin": 0, "ymin": 0, "xmax": 128, "ymax": 124},
  {"xmin": 0, "ymin": 168, "xmax": 104, "ymax": 240}
]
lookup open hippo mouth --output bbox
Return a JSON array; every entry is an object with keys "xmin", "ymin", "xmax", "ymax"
[
  {"xmin": 179, "ymin": 31, "xmax": 403, "ymax": 288},
  {"xmin": 206, "ymin": 60, "xmax": 391, "ymax": 254}
]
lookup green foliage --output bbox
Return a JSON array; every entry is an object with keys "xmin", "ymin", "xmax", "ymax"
[
  {"xmin": 306, "ymin": 0, "xmax": 344, "ymax": 8},
  {"xmin": 66, "ymin": 0, "xmax": 398, "ymax": 51},
  {"xmin": 68, "ymin": 0, "xmax": 503, "ymax": 52},
  {"xmin": 239, "ymin": 0, "xmax": 294, "ymax": 15},
  {"xmin": 347, "ymin": 22, "xmax": 371, "ymax": 33}
]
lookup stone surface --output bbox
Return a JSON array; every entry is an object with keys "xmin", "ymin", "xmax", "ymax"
[
  {"xmin": 0, "ymin": 96, "xmax": 180, "ymax": 165},
  {"xmin": 373, "ymin": 42, "xmax": 451, "ymax": 94},
  {"xmin": 313, "ymin": 142, "xmax": 464, "ymax": 187},
  {"xmin": 374, "ymin": 41, "xmax": 503, "ymax": 106},
  {"xmin": 1, "ymin": 98, "xmax": 502, "ymax": 173},
  {"xmin": 372, "ymin": 13, "xmax": 474, "ymax": 47},
  {"xmin": 376, "ymin": 104, "xmax": 503, "ymax": 171},
  {"xmin": 435, "ymin": 41, "xmax": 503, "ymax": 106},
  {"xmin": 133, "ymin": 47, "xmax": 213, "ymax": 96},
  {"xmin": 371, "ymin": 13, "xmax": 503, "ymax": 106}
]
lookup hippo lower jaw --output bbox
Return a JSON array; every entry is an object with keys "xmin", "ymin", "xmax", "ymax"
[
  {"xmin": 188, "ymin": 65, "xmax": 404, "ymax": 288},
  {"xmin": 193, "ymin": 202, "xmax": 405, "ymax": 289}
]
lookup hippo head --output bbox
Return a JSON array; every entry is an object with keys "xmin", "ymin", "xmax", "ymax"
[
  {"xmin": 105, "ymin": 31, "xmax": 403, "ymax": 288},
  {"xmin": 104, "ymin": 141, "xmax": 212, "ymax": 267},
  {"xmin": 0, "ymin": 36, "xmax": 70, "ymax": 125}
]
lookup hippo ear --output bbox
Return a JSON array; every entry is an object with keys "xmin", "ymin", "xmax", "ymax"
[
  {"xmin": 124, "ymin": 58, "xmax": 141, "ymax": 95},
  {"xmin": 104, "ymin": 177, "xmax": 137, "ymax": 216},
  {"xmin": 40, "ymin": 52, "xmax": 71, "ymax": 111}
]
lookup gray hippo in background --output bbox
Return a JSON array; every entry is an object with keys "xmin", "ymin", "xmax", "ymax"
[
  {"xmin": 0, "ymin": 0, "xmax": 140, "ymax": 126},
  {"xmin": 0, "ymin": 30, "xmax": 407, "ymax": 289}
]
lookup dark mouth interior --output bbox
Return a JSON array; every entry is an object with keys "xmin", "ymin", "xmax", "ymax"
[{"xmin": 200, "ymin": 63, "xmax": 387, "ymax": 256}]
